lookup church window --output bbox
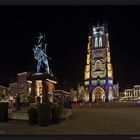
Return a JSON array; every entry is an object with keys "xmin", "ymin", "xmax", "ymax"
[
  {"xmin": 95, "ymin": 37, "xmax": 98, "ymax": 48},
  {"xmin": 100, "ymin": 80, "xmax": 106, "ymax": 85},
  {"xmin": 108, "ymin": 80, "xmax": 113, "ymax": 84},
  {"xmin": 92, "ymin": 80, "xmax": 97, "ymax": 85},
  {"xmin": 99, "ymin": 36, "xmax": 102, "ymax": 47},
  {"xmin": 84, "ymin": 81, "xmax": 89, "ymax": 86}
]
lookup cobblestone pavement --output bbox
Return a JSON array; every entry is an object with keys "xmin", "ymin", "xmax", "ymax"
[{"xmin": 1, "ymin": 107, "xmax": 140, "ymax": 135}]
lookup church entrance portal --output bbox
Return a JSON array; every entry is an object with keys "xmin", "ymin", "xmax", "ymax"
[{"xmin": 92, "ymin": 87, "xmax": 105, "ymax": 102}]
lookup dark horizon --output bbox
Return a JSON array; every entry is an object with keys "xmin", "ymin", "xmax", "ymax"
[{"xmin": 0, "ymin": 6, "xmax": 139, "ymax": 91}]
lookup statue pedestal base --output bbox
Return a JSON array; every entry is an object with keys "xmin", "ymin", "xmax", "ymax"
[{"xmin": 27, "ymin": 73, "xmax": 57, "ymax": 103}]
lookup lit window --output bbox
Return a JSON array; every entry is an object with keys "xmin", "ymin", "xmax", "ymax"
[
  {"xmin": 85, "ymin": 81, "xmax": 89, "ymax": 86},
  {"xmin": 108, "ymin": 80, "xmax": 113, "ymax": 84},
  {"xmin": 92, "ymin": 80, "xmax": 97, "ymax": 85},
  {"xmin": 99, "ymin": 37, "xmax": 102, "ymax": 47},
  {"xmin": 95, "ymin": 37, "xmax": 98, "ymax": 48},
  {"xmin": 100, "ymin": 80, "xmax": 106, "ymax": 85}
]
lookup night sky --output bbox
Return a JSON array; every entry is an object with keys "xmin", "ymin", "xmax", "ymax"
[{"xmin": 0, "ymin": 6, "xmax": 139, "ymax": 91}]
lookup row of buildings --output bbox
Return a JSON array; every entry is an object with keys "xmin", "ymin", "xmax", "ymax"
[
  {"xmin": 1, "ymin": 78, "xmax": 140, "ymax": 102},
  {"xmin": 9, "ymin": 72, "xmax": 30, "ymax": 96},
  {"xmin": 5, "ymin": 70, "xmax": 140, "ymax": 102},
  {"xmin": 0, "ymin": 23, "xmax": 140, "ymax": 102},
  {"xmin": 0, "ymin": 72, "xmax": 56, "ymax": 101},
  {"xmin": 6, "ymin": 71, "xmax": 71, "ymax": 103},
  {"xmin": 122, "ymin": 85, "xmax": 140, "ymax": 101}
]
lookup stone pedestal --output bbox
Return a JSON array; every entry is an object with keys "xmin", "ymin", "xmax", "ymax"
[
  {"xmin": 29, "ymin": 80, "xmax": 36, "ymax": 103},
  {"xmin": 27, "ymin": 73, "xmax": 57, "ymax": 103}
]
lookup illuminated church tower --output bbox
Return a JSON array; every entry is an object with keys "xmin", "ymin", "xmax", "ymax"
[{"xmin": 84, "ymin": 23, "xmax": 114, "ymax": 102}]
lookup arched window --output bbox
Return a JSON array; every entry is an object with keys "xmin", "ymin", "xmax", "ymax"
[
  {"xmin": 95, "ymin": 37, "xmax": 98, "ymax": 48},
  {"xmin": 99, "ymin": 36, "xmax": 102, "ymax": 47}
]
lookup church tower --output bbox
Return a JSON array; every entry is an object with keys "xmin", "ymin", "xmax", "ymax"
[{"xmin": 84, "ymin": 23, "xmax": 114, "ymax": 102}]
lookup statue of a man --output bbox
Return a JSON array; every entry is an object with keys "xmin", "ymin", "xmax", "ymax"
[{"xmin": 33, "ymin": 33, "xmax": 50, "ymax": 74}]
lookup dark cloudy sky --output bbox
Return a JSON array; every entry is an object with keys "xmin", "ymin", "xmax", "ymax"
[{"xmin": 0, "ymin": 6, "xmax": 139, "ymax": 91}]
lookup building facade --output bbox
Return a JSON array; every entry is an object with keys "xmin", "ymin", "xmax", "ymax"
[
  {"xmin": 17, "ymin": 72, "xmax": 30, "ymax": 94},
  {"xmin": 9, "ymin": 72, "xmax": 57, "ymax": 102},
  {"xmin": 123, "ymin": 85, "xmax": 140, "ymax": 100},
  {"xmin": 0, "ymin": 85, "xmax": 9, "ymax": 96},
  {"xmin": 9, "ymin": 72, "xmax": 31, "ymax": 96},
  {"xmin": 9, "ymin": 83, "xmax": 19, "ymax": 96},
  {"xmin": 84, "ymin": 23, "xmax": 115, "ymax": 102}
]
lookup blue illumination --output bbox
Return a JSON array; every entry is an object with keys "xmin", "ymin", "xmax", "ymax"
[
  {"xmin": 92, "ymin": 80, "xmax": 97, "ymax": 85},
  {"xmin": 33, "ymin": 33, "xmax": 50, "ymax": 74},
  {"xmin": 108, "ymin": 80, "xmax": 113, "ymax": 84},
  {"xmin": 100, "ymin": 80, "xmax": 106, "ymax": 85}
]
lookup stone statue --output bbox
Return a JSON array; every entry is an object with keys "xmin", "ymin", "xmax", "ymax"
[{"xmin": 33, "ymin": 33, "xmax": 50, "ymax": 74}]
